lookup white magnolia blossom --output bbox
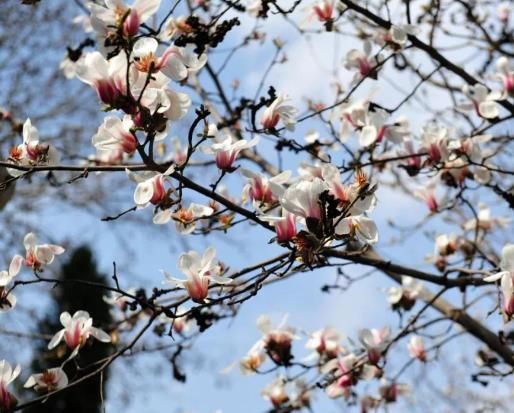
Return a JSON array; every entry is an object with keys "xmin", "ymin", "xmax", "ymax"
[
  {"xmin": 76, "ymin": 52, "xmax": 129, "ymax": 106},
  {"xmin": 159, "ymin": 16, "xmax": 192, "ymax": 41},
  {"xmin": 301, "ymin": 0, "xmax": 335, "ymax": 29},
  {"xmin": 344, "ymin": 41, "xmax": 382, "ymax": 83},
  {"xmin": 459, "ymin": 84, "xmax": 500, "ymax": 119},
  {"xmin": 260, "ymin": 209, "xmax": 298, "ymax": 243},
  {"xmin": 48, "ymin": 310, "xmax": 111, "ymax": 358},
  {"xmin": 484, "ymin": 244, "xmax": 514, "ymax": 320},
  {"xmin": 92, "ymin": 115, "xmax": 138, "ymax": 155},
  {"xmin": 420, "ymin": 123, "xmax": 450, "ymax": 163},
  {"xmin": 89, "ymin": 0, "xmax": 162, "ymax": 41},
  {"xmin": 126, "ymin": 164, "xmax": 175, "ymax": 208},
  {"xmin": 16, "ymin": 232, "xmax": 65, "ymax": 272},
  {"xmin": 0, "ymin": 360, "xmax": 20, "ymax": 412},
  {"xmin": 59, "ymin": 53, "xmax": 85, "ymax": 79},
  {"xmin": 261, "ymin": 94, "xmax": 298, "ymax": 131},
  {"xmin": 163, "ymin": 247, "xmax": 231, "ymax": 302},
  {"xmin": 0, "ymin": 256, "xmax": 23, "ymax": 288},
  {"xmin": 153, "ymin": 202, "xmax": 214, "ymax": 234},
  {"xmin": 375, "ymin": 24, "xmax": 419, "ymax": 48},
  {"xmin": 321, "ymin": 164, "xmax": 376, "ymax": 215},
  {"xmin": 359, "ymin": 327, "xmax": 390, "ymax": 364},
  {"xmin": 407, "ymin": 335, "xmax": 426, "ymax": 361},
  {"xmin": 262, "ymin": 376, "xmax": 289, "ymax": 407},
  {"xmin": 239, "ymin": 341, "xmax": 267, "ymax": 375},
  {"xmin": 241, "ymin": 168, "xmax": 291, "ymax": 210},
  {"xmin": 388, "ymin": 276, "xmax": 423, "ymax": 309},
  {"xmin": 335, "ymin": 215, "xmax": 379, "ymax": 244},
  {"xmin": 132, "ymin": 38, "xmax": 207, "ymax": 81},
  {"xmin": 305, "ymin": 326, "xmax": 342, "ymax": 359},
  {"xmin": 24, "ymin": 368, "xmax": 68, "ymax": 393},
  {"xmin": 8, "ymin": 119, "xmax": 60, "ymax": 178},
  {"xmin": 358, "ymin": 109, "xmax": 410, "ymax": 147},
  {"xmin": 494, "ymin": 57, "xmax": 514, "ymax": 97},
  {"xmin": 280, "ymin": 178, "xmax": 328, "ymax": 220},
  {"xmin": 463, "ymin": 203, "xmax": 510, "ymax": 231},
  {"xmin": 202, "ymin": 126, "xmax": 259, "ymax": 171},
  {"xmin": 0, "ymin": 256, "xmax": 23, "ymax": 313},
  {"xmin": 339, "ymin": 99, "xmax": 369, "ymax": 142},
  {"xmin": 323, "ymin": 353, "xmax": 376, "ymax": 399}
]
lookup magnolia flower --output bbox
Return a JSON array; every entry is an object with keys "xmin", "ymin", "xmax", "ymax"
[
  {"xmin": 339, "ymin": 99, "xmax": 369, "ymax": 142},
  {"xmin": 103, "ymin": 289, "xmax": 138, "ymax": 315},
  {"xmin": 59, "ymin": 53, "xmax": 85, "ymax": 79},
  {"xmin": 163, "ymin": 247, "xmax": 231, "ymax": 302},
  {"xmin": 202, "ymin": 128, "xmax": 259, "ymax": 172},
  {"xmin": 324, "ymin": 353, "xmax": 376, "ymax": 399},
  {"xmin": 434, "ymin": 234, "xmax": 460, "ymax": 257},
  {"xmin": 495, "ymin": 57, "xmax": 514, "ymax": 97},
  {"xmin": 126, "ymin": 164, "xmax": 175, "ymax": 208},
  {"xmin": 335, "ymin": 215, "xmax": 379, "ymax": 244},
  {"xmin": 240, "ymin": 342, "xmax": 267, "ymax": 375},
  {"xmin": 359, "ymin": 327, "xmax": 390, "ymax": 365},
  {"xmin": 241, "ymin": 169, "xmax": 291, "ymax": 209},
  {"xmin": 407, "ymin": 335, "xmax": 426, "ymax": 361},
  {"xmin": 89, "ymin": 0, "xmax": 161, "ymax": 39},
  {"xmin": 280, "ymin": 178, "xmax": 328, "ymax": 220},
  {"xmin": 463, "ymin": 203, "xmax": 510, "ymax": 231},
  {"xmin": 375, "ymin": 24, "xmax": 418, "ymax": 49},
  {"xmin": 321, "ymin": 164, "xmax": 376, "ymax": 214},
  {"xmin": 256, "ymin": 314, "xmax": 297, "ymax": 365},
  {"xmin": 301, "ymin": 0, "xmax": 335, "ymax": 29},
  {"xmin": 262, "ymin": 376, "xmax": 289, "ymax": 407},
  {"xmin": 388, "ymin": 276, "xmax": 423, "ymax": 310},
  {"xmin": 24, "ymin": 368, "xmax": 68, "ymax": 393},
  {"xmin": 92, "ymin": 116, "xmax": 138, "ymax": 155},
  {"xmin": 0, "ymin": 360, "xmax": 20, "ymax": 412},
  {"xmin": 459, "ymin": 84, "xmax": 500, "ymax": 119},
  {"xmin": 153, "ymin": 203, "xmax": 214, "ymax": 234},
  {"xmin": 261, "ymin": 209, "xmax": 297, "ymax": 243},
  {"xmin": 17, "ymin": 232, "xmax": 65, "ymax": 271},
  {"xmin": 420, "ymin": 124, "xmax": 449, "ymax": 163},
  {"xmin": 159, "ymin": 16, "xmax": 193, "ymax": 41},
  {"xmin": 414, "ymin": 180, "xmax": 442, "ymax": 213},
  {"xmin": 133, "ymin": 38, "xmax": 207, "ymax": 81},
  {"xmin": 138, "ymin": 85, "xmax": 192, "ymax": 121},
  {"xmin": 344, "ymin": 41, "xmax": 381, "ymax": 83},
  {"xmin": 484, "ymin": 244, "xmax": 514, "ymax": 320},
  {"xmin": 261, "ymin": 95, "xmax": 298, "ymax": 131},
  {"xmin": 8, "ymin": 119, "xmax": 60, "ymax": 177},
  {"xmin": 76, "ymin": 52, "xmax": 129, "ymax": 108},
  {"xmin": 0, "ymin": 256, "xmax": 23, "ymax": 288},
  {"xmin": 0, "ymin": 256, "xmax": 23, "ymax": 313},
  {"xmin": 305, "ymin": 326, "xmax": 341, "ymax": 359},
  {"xmin": 358, "ymin": 109, "xmax": 409, "ymax": 147},
  {"xmin": 48, "ymin": 311, "xmax": 111, "ymax": 358}
]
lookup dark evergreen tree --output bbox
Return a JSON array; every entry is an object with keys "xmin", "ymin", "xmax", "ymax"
[{"xmin": 24, "ymin": 246, "xmax": 112, "ymax": 413}]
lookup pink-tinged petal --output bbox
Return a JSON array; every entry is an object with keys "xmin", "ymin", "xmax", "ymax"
[
  {"xmin": 9, "ymin": 255, "xmax": 23, "ymax": 277},
  {"xmin": 23, "ymin": 233, "xmax": 37, "ymax": 251},
  {"xmin": 59, "ymin": 311, "xmax": 72, "ymax": 326},
  {"xmin": 134, "ymin": 180, "xmax": 155, "ymax": 206},
  {"xmin": 48, "ymin": 329, "xmax": 65, "ymax": 350},
  {"xmin": 161, "ymin": 57, "xmax": 188, "ymax": 81},
  {"xmin": 89, "ymin": 327, "xmax": 111, "ymax": 343},
  {"xmin": 500, "ymin": 245, "xmax": 514, "ymax": 272},
  {"xmin": 153, "ymin": 209, "xmax": 172, "ymax": 225}
]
